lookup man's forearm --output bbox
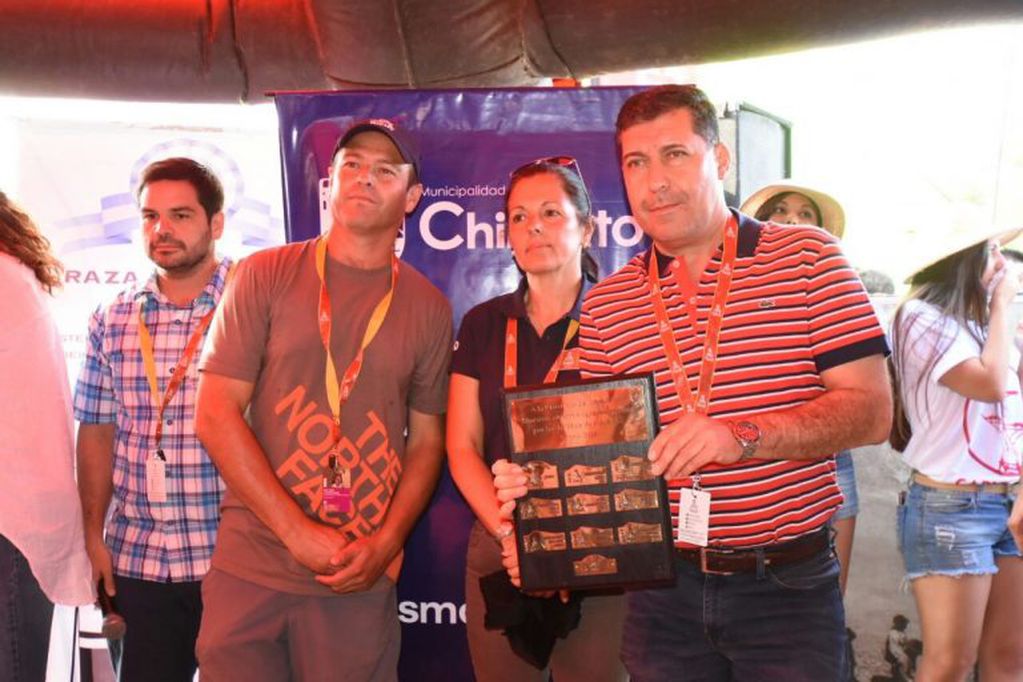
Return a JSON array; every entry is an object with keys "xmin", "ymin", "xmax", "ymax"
[
  {"xmin": 375, "ymin": 413, "xmax": 445, "ymax": 550},
  {"xmin": 76, "ymin": 423, "xmax": 116, "ymax": 543},
  {"xmin": 195, "ymin": 393, "xmax": 310, "ymax": 545},
  {"xmin": 449, "ymin": 450, "xmax": 504, "ymax": 538},
  {"xmin": 981, "ymin": 301, "xmax": 1013, "ymax": 396},
  {"xmin": 755, "ymin": 384, "xmax": 892, "ymax": 460}
]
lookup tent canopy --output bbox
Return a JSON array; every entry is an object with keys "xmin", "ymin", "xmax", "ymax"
[{"xmin": 1, "ymin": 0, "xmax": 1021, "ymax": 102}]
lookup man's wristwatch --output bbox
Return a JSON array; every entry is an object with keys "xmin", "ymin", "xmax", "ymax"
[{"xmin": 731, "ymin": 420, "xmax": 762, "ymax": 462}]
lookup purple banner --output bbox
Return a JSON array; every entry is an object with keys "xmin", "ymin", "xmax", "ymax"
[{"xmin": 274, "ymin": 87, "xmax": 648, "ymax": 681}]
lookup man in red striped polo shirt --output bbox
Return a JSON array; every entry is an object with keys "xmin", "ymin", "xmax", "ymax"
[{"xmin": 496, "ymin": 84, "xmax": 892, "ymax": 680}]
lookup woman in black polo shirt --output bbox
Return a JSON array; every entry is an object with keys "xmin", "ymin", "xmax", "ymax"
[{"xmin": 447, "ymin": 158, "xmax": 626, "ymax": 682}]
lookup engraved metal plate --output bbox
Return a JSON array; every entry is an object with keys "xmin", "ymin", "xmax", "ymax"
[
  {"xmin": 509, "ymin": 386, "xmax": 651, "ymax": 454},
  {"xmin": 566, "ymin": 493, "xmax": 611, "ymax": 516},
  {"xmin": 564, "ymin": 464, "xmax": 609, "ymax": 487},
  {"xmin": 610, "ymin": 454, "xmax": 654, "ymax": 482},
  {"xmin": 523, "ymin": 460, "xmax": 559, "ymax": 490},
  {"xmin": 569, "ymin": 525, "xmax": 616, "ymax": 549},
  {"xmin": 613, "ymin": 487, "xmax": 659, "ymax": 511},
  {"xmin": 519, "ymin": 497, "xmax": 564, "ymax": 520},
  {"xmin": 617, "ymin": 521, "xmax": 665, "ymax": 544},
  {"xmin": 573, "ymin": 554, "xmax": 619, "ymax": 577},
  {"xmin": 522, "ymin": 530, "xmax": 568, "ymax": 553}
]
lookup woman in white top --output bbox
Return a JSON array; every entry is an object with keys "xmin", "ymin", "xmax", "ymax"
[{"xmin": 891, "ymin": 228, "xmax": 1023, "ymax": 682}]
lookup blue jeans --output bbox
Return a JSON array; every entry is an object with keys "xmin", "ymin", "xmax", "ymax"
[
  {"xmin": 0, "ymin": 533, "xmax": 54, "ymax": 682},
  {"xmin": 898, "ymin": 481, "xmax": 1021, "ymax": 579},
  {"xmin": 621, "ymin": 541, "xmax": 846, "ymax": 681}
]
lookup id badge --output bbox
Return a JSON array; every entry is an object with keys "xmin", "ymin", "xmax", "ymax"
[
  {"xmin": 146, "ymin": 455, "xmax": 167, "ymax": 503},
  {"xmin": 676, "ymin": 487, "xmax": 711, "ymax": 547},
  {"xmin": 322, "ymin": 454, "xmax": 352, "ymax": 514}
]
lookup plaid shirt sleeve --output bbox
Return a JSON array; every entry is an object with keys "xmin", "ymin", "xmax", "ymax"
[{"xmin": 73, "ymin": 303, "xmax": 118, "ymax": 424}]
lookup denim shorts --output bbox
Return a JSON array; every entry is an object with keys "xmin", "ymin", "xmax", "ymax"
[
  {"xmin": 897, "ymin": 481, "xmax": 1021, "ymax": 579},
  {"xmin": 832, "ymin": 450, "xmax": 859, "ymax": 520}
]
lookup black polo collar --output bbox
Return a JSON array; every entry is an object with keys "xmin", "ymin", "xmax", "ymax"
[
  {"xmin": 645, "ymin": 208, "xmax": 763, "ymax": 275},
  {"xmin": 498, "ymin": 275, "xmax": 592, "ymax": 322}
]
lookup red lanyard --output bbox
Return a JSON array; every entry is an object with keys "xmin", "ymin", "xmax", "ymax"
[
  {"xmin": 503, "ymin": 316, "xmax": 580, "ymax": 389},
  {"xmin": 647, "ymin": 216, "xmax": 738, "ymax": 415},
  {"xmin": 138, "ymin": 263, "xmax": 235, "ymax": 453},
  {"xmin": 315, "ymin": 237, "xmax": 398, "ymax": 447}
]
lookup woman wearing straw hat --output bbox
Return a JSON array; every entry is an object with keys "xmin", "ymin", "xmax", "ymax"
[
  {"xmin": 741, "ymin": 181, "xmax": 859, "ymax": 594},
  {"xmin": 890, "ymin": 227, "xmax": 1023, "ymax": 681},
  {"xmin": 742, "ymin": 181, "xmax": 846, "ymax": 239}
]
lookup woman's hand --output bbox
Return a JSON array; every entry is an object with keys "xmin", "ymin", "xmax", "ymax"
[
  {"xmin": 499, "ymin": 530, "xmax": 522, "ymax": 587},
  {"xmin": 990, "ymin": 262, "xmax": 1022, "ymax": 311},
  {"xmin": 491, "ymin": 459, "xmax": 529, "ymax": 510},
  {"xmin": 501, "ymin": 533, "xmax": 567, "ymax": 602},
  {"xmin": 491, "ymin": 459, "xmax": 569, "ymax": 602},
  {"xmin": 1009, "ymin": 489, "xmax": 1023, "ymax": 552}
]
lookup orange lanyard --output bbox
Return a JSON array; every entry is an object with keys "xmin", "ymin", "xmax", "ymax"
[
  {"xmin": 138, "ymin": 263, "xmax": 234, "ymax": 454},
  {"xmin": 315, "ymin": 237, "xmax": 398, "ymax": 447},
  {"xmin": 503, "ymin": 316, "xmax": 580, "ymax": 389},
  {"xmin": 647, "ymin": 216, "xmax": 738, "ymax": 415}
]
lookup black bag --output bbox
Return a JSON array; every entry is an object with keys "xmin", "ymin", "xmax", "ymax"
[{"xmin": 479, "ymin": 570, "xmax": 582, "ymax": 669}]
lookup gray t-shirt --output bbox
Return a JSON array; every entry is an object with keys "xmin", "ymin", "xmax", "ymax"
[{"xmin": 200, "ymin": 239, "xmax": 452, "ymax": 595}]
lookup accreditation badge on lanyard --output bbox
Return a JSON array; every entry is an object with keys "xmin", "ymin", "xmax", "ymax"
[
  {"xmin": 138, "ymin": 263, "xmax": 235, "ymax": 504},
  {"xmin": 315, "ymin": 237, "xmax": 398, "ymax": 515},
  {"xmin": 646, "ymin": 217, "xmax": 739, "ymax": 546},
  {"xmin": 503, "ymin": 316, "xmax": 580, "ymax": 389}
]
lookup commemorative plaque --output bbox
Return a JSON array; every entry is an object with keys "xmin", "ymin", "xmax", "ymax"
[{"xmin": 503, "ymin": 374, "xmax": 675, "ymax": 591}]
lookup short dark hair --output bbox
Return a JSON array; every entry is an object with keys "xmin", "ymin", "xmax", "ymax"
[
  {"xmin": 136, "ymin": 157, "xmax": 224, "ymax": 221},
  {"xmin": 615, "ymin": 84, "xmax": 720, "ymax": 153}
]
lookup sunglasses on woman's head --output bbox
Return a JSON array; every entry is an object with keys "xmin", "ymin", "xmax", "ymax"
[{"xmin": 510, "ymin": 155, "xmax": 585, "ymax": 182}]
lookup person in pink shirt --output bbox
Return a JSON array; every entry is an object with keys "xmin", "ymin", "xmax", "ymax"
[{"xmin": 0, "ymin": 191, "xmax": 93, "ymax": 682}]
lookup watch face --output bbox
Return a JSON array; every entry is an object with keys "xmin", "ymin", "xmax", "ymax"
[{"xmin": 734, "ymin": 421, "xmax": 760, "ymax": 443}]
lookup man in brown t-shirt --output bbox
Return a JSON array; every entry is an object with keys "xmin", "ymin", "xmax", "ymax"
[{"xmin": 194, "ymin": 119, "xmax": 451, "ymax": 681}]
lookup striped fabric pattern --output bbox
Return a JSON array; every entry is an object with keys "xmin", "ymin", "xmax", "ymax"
[
  {"xmin": 580, "ymin": 214, "xmax": 887, "ymax": 548},
  {"xmin": 73, "ymin": 258, "xmax": 232, "ymax": 581}
]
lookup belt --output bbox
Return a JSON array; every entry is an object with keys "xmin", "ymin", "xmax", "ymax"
[
  {"xmin": 675, "ymin": 528, "xmax": 830, "ymax": 576},
  {"xmin": 912, "ymin": 472, "xmax": 1019, "ymax": 495}
]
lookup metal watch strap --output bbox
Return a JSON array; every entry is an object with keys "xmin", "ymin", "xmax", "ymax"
[{"xmin": 732, "ymin": 420, "xmax": 761, "ymax": 462}]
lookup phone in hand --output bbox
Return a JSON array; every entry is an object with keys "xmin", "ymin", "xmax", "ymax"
[{"xmin": 96, "ymin": 576, "xmax": 126, "ymax": 640}]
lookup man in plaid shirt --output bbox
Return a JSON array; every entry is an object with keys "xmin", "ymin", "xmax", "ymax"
[{"xmin": 74, "ymin": 157, "xmax": 233, "ymax": 682}]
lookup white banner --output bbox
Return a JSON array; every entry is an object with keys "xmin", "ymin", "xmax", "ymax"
[
  {"xmin": 13, "ymin": 119, "xmax": 285, "ymax": 382},
  {"xmin": 12, "ymin": 117, "xmax": 285, "ymax": 681}
]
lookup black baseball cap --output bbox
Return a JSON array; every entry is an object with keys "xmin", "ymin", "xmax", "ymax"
[{"xmin": 331, "ymin": 118, "xmax": 421, "ymax": 179}]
